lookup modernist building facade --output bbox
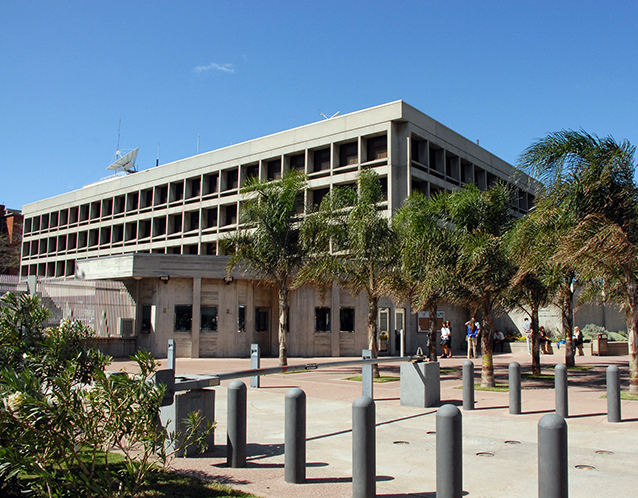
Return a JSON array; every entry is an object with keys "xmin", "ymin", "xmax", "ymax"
[{"xmin": 20, "ymin": 101, "xmax": 540, "ymax": 358}]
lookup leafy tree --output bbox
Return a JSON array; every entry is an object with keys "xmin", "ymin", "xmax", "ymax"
[
  {"xmin": 221, "ymin": 170, "xmax": 307, "ymax": 366},
  {"xmin": 391, "ymin": 192, "xmax": 458, "ymax": 361},
  {"xmin": 440, "ymin": 184, "xmax": 514, "ymax": 387},
  {"xmin": 520, "ymin": 130, "xmax": 638, "ymax": 391},
  {"xmin": 298, "ymin": 169, "xmax": 398, "ymax": 375}
]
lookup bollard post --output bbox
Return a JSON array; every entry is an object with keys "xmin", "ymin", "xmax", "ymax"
[
  {"xmin": 538, "ymin": 413, "xmax": 568, "ymax": 498},
  {"xmin": 436, "ymin": 404, "xmax": 463, "ymax": 498},
  {"xmin": 227, "ymin": 380, "xmax": 247, "ymax": 468},
  {"xmin": 555, "ymin": 364, "xmax": 568, "ymax": 418},
  {"xmin": 509, "ymin": 362, "xmax": 522, "ymax": 415},
  {"xmin": 362, "ymin": 349, "xmax": 373, "ymax": 398},
  {"xmin": 167, "ymin": 339, "xmax": 176, "ymax": 371},
  {"xmin": 352, "ymin": 396, "xmax": 375, "ymax": 498},
  {"xmin": 606, "ymin": 365, "xmax": 621, "ymax": 423},
  {"xmin": 462, "ymin": 360, "xmax": 475, "ymax": 411},
  {"xmin": 250, "ymin": 343, "xmax": 260, "ymax": 389},
  {"xmin": 285, "ymin": 388, "xmax": 306, "ymax": 483}
]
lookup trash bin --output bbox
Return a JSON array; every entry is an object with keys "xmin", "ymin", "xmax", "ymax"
[{"xmin": 592, "ymin": 332, "xmax": 608, "ymax": 356}]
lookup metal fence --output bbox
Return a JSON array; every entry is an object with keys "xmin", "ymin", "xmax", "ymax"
[{"xmin": 0, "ymin": 275, "xmax": 136, "ymax": 337}]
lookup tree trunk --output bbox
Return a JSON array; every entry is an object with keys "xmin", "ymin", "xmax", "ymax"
[
  {"xmin": 531, "ymin": 306, "xmax": 541, "ymax": 376},
  {"xmin": 278, "ymin": 284, "xmax": 289, "ymax": 366},
  {"xmin": 624, "ymin": 273, "xmax": 638, "ymax": 394},
  {"xmin": 480, "ymin": 295, "xmax": 495, "ymax": 388},
  {"xmin": 561, "ymin": 287, "xmax": 575, "ymax": 367},
  {"xmin": 428, "ymin": 302, "xmax": 438, "ymax": 362},
  {"xmin": 367, "ymin": 296, "xmax": 380, "ymax": 378}
]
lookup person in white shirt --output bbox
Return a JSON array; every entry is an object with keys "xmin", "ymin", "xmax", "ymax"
[
  {"xmin": 440, "ymin": 320, "xmax": 452, "ymax": 358},
  {"xmin": 523, "ymin": 318, "xmax": 532, "ymax": 355}
]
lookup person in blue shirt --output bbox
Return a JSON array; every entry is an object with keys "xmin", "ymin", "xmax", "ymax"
[{"xmin": 465, "ymin": 317, "xmax": 479, "ymax": 359}]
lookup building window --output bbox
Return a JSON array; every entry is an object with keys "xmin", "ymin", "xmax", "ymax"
[
  {"xmin": 175, "ymin": 305, "xmax": 192, "ymax": 332},
  {"xmin": 267, "ymin": 159, "xmax": 281, "ymax": 181},
  {"xmin": 201, "ymin": 306, "xmax": 218, "ymax": 332},
  {"xmin": 141, "ymin": 305, "xmax": 152, "ymax": 333},
  {"xmin": 339, "ymin": 142, "xmax": 358, "ymax": 167},
  {"xmin": 290, "ymin": 153, "xmax": 305, "ymax": 172},
  {"xmin": 367, "ymin": 135, "xmax": 387, "ymax": 161},
  {"xmin": 238, "ymin": 305, "xmax": 246, "ymax": 332},
  {"xmin": 315, "ymin": 307, "xmax": 331, "ymax": 332},
  {"xmin": 340, "ymin": 307, "xmax": 355, "ymax": 333},
  {"xmin": 256, "ymin": 308, "xmax": 269, "ymax": 332},
  {"xmin": 313, "ymin": 148, "xmax": 330, "ymax": 172}
]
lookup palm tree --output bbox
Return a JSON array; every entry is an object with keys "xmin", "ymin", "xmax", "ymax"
[
  {"xmin": 221, "ymin": 170, "xmax": 307, "ymax": 366},
  {"xmin": 520, "ymin": 130, "xmax": 638, "ymax": 392},
  {"xmin": 297, "ymin": 169, "xmax": 398, "ymax": 375},
  {"xmin": 506, "ymin": 213, "xmax": 557, "ymax": 374},
  {"xmin": 441, "ymin": 184, "xmax": 514, "ymax": 387},
  {"xmin": 391, "ymin": 192, "xmax": 458, "ymax": 361}
]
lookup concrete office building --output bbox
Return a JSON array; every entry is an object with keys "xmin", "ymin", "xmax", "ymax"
[{"xmin": 20, "ymin": 101, "xmax": 539, "ymax": 358}]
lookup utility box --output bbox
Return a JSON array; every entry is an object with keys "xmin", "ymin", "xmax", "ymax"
[
  {"xmin": 400, "ymin": 361, "xmax": 440, "ymax": 408},
  {"xmin": 592, "ymin": 332, "xmax": 608, "ymax": 356}
]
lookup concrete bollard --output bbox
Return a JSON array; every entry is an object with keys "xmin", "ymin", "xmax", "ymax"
[
  {"xmin": 250, "ymin": 343, "xmax": 260, "ymax": 389},
  {"xmin": 362, "ymin": 349, "xmax": 373, "ymax": 398},
  {"xmin": 285, "ymin": 388, "xmax": 306, "ymax": 483},
  {"xmin": 436, "ymin": 404, "xmax": 463, "ymax": 498},
  {"xmin": 509, "ymin": 362, "xmax": 522, "ymax": 415},
  {"xmin": 554, "ymin": 364, "xmax": 568, "ymax": 418},
  {"xmin": 538, "ymin": 413, "xmax": 568, "ymax": 498},
  {"xmin": 352, "ymin": 395, "xmax": 375, "ymax": 498},
  {"xmin": 606, "ymin": 365, "xmax": 621, "ymax": 423},
  {"xmin": 227, "ymin": 380, "xmax": 247, "ymax": 468},
  {"xmin": 463, "ymin": 360, "xmax": 475, "ymax": 411}
]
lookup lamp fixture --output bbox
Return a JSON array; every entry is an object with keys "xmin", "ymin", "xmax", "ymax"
[{"xmin": 159, "ymin": 275, "xmax": 170, "ymax": 284}]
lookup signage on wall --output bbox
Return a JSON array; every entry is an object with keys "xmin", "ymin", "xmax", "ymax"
[{"xmin": 417, "ymin": 311, "xmax": 445, "ymax": 332}]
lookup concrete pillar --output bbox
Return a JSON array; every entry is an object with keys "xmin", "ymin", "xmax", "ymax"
[
  {"xmin": 191, "ymin": 277, "xmax": 201, "ymax": 358},
  {"xmin": 400, "ymin": 361, "xmax": 440, "ymax": 407}
]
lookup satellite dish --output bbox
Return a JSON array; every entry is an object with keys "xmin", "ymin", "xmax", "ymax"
[{"xmin": 107, "ymin": 148, "xmax": 139, "ymax": 172}]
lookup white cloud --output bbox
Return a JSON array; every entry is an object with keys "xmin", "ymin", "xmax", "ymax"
[{"xmin": 193, "ymin": 62, "xmax": 235, "ymax": 74}]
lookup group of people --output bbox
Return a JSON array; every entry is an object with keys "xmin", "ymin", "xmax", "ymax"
[{"xmin": 523, "ymin": 318, "xmax": 553, "ymax": 354}]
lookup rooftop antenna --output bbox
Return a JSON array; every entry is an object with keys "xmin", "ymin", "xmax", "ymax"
[
  {"xmin": 319, "ymin": 110, "xmax": 340, "ymax": 120},
  {"xmin": 156, "ymin": 143, "xmax": 160, "ymax": 167},
  {"xmin": 197, "ymin": 132, "xmax": 200, "ymax": 155},
  {"xmin": 106, "ymin": 119, "xmax": 139, "ymax": 173}
]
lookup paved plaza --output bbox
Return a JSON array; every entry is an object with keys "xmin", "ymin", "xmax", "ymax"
[{"xmin": 110, "ymin": 352, "xmax": 638, "ymax": 497}]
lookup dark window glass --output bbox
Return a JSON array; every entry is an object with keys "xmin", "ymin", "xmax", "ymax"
[
  {"xmin": 175, "ymin": 305, "xmax": 192, "ymax": 331},
  {"xmin": 201, "ymin": 306, "xmax": 218, "ymax": 331},
  {"xmin": 315, "ymin": 307, "xmax": 331, "ymax": 332},
  {"xmin": 340, "ymin": 308, "xmax": 355, "ymax": 332}
]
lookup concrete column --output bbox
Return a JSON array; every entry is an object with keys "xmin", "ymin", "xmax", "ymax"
[
  {"xmin": 607, "ymin": 365, "xmax": 621, "ymax": 423},
  {"xmin": 285, "ymin": 388, "xmax": 306, "ymax": 483},
  {"xmin": 352, "ymin": 396, "xmax": 375, "ymax": 498},
  {"xmin": 331, "ymin": 280, "xmax": 341, "ymax": 356},
  {"xmin": 191, "ymin": 277, "xmax": 201, "ymax": 358},
  {"xmin": 538, "ymin": 413, "xmax": 568, "ymax": 498},
  {"xmin": 436, "ymin": 404, "xmax": 463, "ymax": 498}
]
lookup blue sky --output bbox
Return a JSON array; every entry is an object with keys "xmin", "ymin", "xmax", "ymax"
[{"xmin": 2, "ymin": 1, "xmax": 637, "ymax": 210}]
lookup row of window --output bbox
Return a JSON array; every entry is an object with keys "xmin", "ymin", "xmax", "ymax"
[
  {"xmin": 148, "ymin": 305, "xmax": 356, "ymax": 334},
  {"xmin": 23, "ymin": 134, "xmax": 389, "ymax": 237}
]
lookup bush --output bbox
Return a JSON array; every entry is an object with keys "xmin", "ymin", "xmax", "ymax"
[
  {"xmin": 0, "ymin": 293, "xmax": 213, "ymax": 497},
  {"xmin": 581, "ymin": 324, "xmax": 627, "ymax": 342}
]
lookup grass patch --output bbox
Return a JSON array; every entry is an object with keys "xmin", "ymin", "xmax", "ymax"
[
  {"xmin": 601, "ymin": 392, "xmax": 638, "ymax": 401},
  {"xmin": 522, "ymin": 373, "xmax": 554, "ymax": 380},
  {"xmin": 343, "ymin": 375, "xmax": 400, "ymax": 383},
  {"xmin": 137, "ymin": 470, "xmax": 262, "ymax": 497},
  {"xmin": 453, "ymin": 384, "xmax": 509, "ymax": 392},
  {"xmin": 282, "ymin": 369, "xmax": 313, "ymax": 374},
  {"xmin": 14, "ymin": 461, "xmax": 261, "ymax": 498},
  {"xmin": 548, "ymin": 365, "xmax": 594, "ymax": 371},
  {"xmin": 440, "ymin": 368, "xmax": 459, "ymax": 374}
]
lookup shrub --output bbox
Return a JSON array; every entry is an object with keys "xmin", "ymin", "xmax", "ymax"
[
  {"xmin": 0, "ymin": 293, "xmax": 212, "ymax": 497},
  {"xmin": 581, "ymin": 324, "xmax": 627, "ymax": 342}
]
